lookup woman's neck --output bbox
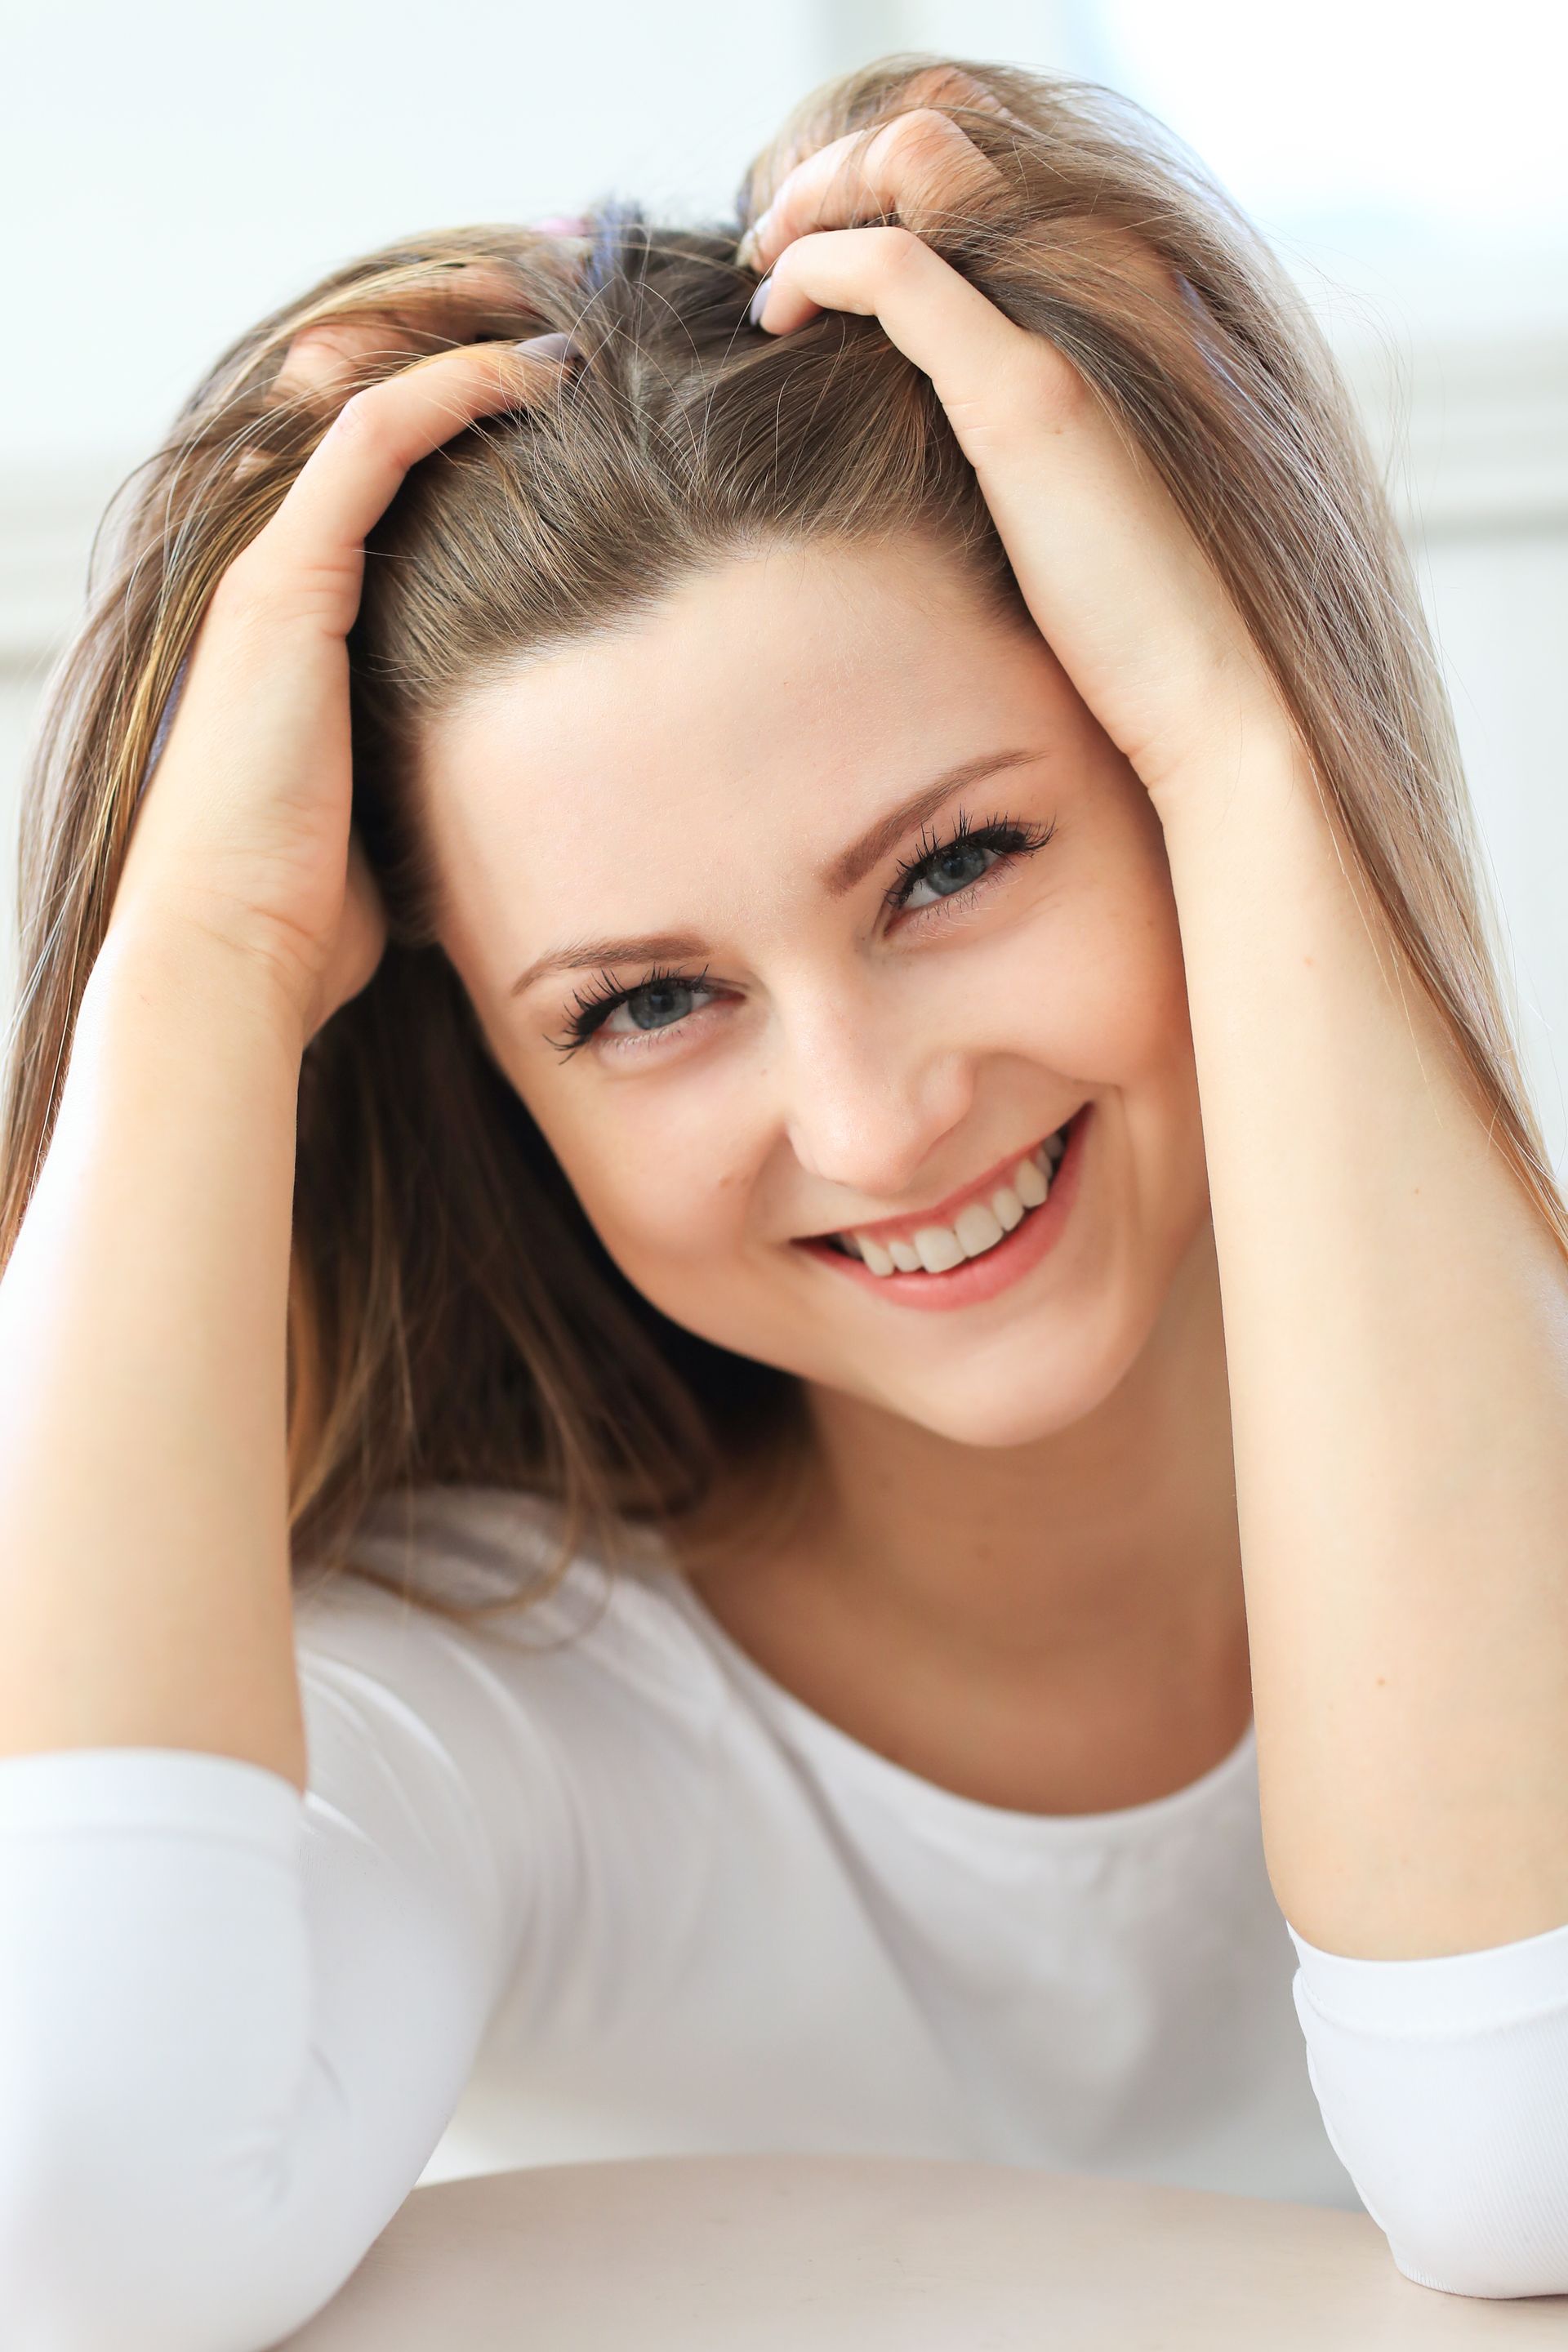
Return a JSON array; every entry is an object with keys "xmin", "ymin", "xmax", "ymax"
[{"xmin": 688, "ymin": 1218, "xmax": 1253, "ymax": 1813}]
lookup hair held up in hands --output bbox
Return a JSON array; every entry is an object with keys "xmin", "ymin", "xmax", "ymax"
[{"xmin": 3, "ymin": 52, "xmax": 1558, "ymax": 1610}]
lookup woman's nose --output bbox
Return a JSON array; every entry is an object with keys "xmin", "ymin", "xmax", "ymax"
[{"xmin": 779, "ymin": 1001, "xmax": 973, "ymax": 1202}]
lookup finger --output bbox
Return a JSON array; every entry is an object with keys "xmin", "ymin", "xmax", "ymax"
[
  {"xmin": 225, "ymin": 340, "xmax": 574, "ymax": 631},
  {"xmin": 742, "ymin": 111, "xmax": 1008, "ymax": 276},
  {"xmin": 892, "ymin": 66, "xmax": 1183, "ymax": 318},
  {"xmin": 236, "ymin": 264, "xmax": 530, "ymax": 483},
  {"xmin": 751, "ymin": 225, "xmax": 1107, "ymax": 582},
  {"xmin": 272, "ymin": 318, "xmax": 410, "ymax": 398},
  {"xmin": 753, "ymin": 224, "xmax": 1049, "ymax": 413},
  {"xmin": 234, "ymin": 321, "xmax": 412, "ymax": 481},
  {"xmin": 268, "ymin": 261, "xmax": 527, "ymax": 400},
  {"xmin": 236, "ymin": 324, "xmax": 401, "ymax": 485},
  {"xmin": 738, "ymin": 65, "xmax": 1029, "ymax": 261},
  {"xmin": 752, "ymin": 224, "xmax": 1263, "ymax": 782},
  {"xmin": 738, "ymin": 83, "xmax": 1184, "ymax": 326},
  {"xmin": 891, "ymin": 63, "xmax": 1026, "ymax": 124}
]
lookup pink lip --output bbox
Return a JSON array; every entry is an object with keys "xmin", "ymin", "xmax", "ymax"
[{"xmin": 795, "ymin": 1102, "xmax": 1092, "ymax": 1313}]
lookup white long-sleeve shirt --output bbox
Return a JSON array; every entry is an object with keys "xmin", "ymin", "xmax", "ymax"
[{"xmin": 3, "ymin": 1483, "xmax": 1567, "ymax": 2350}]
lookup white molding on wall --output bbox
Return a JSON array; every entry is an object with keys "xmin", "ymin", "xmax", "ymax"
[{"xmin": 2, "ymin": 331, "xmax": 1565, "ymax": 675}]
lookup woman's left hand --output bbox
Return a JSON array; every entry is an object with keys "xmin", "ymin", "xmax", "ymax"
[{"xmin": 738, "ymin": 88, "xmax": 1294, "ymax": 810}]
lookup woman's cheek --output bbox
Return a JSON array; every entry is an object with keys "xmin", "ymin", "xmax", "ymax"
[
  {"xmin": 986, "ymin": 878, "xmax": 1186, "ymax": 1091},
  {"xmin": 593, "ymin": 1178, "xmax": 786, "ymax": 1359},
  {"xmin": 546, "ymin": 1094, "xmax": 756, "ymax": 1288}
]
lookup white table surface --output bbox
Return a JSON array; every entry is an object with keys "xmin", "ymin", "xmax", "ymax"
[{"xmin": 279, "ymin": 2155, "xmax": 1568, "ymax": 2349}]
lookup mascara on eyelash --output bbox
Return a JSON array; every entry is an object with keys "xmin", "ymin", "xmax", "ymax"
[
  {"xmin": 886, "ymin": 808, "xmax": 1057, "ymax": 904},
  {"xmin": 551, "ymin": 960, "xmax": 715, "ymax": 1058}
]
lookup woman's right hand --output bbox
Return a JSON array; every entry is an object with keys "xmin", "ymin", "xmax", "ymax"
[{"xmin": 107, "ymin": 310, "xmax": 573, "ymax": 1050}]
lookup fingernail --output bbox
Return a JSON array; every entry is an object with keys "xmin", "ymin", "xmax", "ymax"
[
  {"xmin": 514, "ymin": 331, "xmax": 580, "ymax": 366},
  {"xmin": 747, "ymin": 274, "xmax": 774, "ymax": 330}
]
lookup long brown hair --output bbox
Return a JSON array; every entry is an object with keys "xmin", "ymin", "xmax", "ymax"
[{"xmin": 5, "ymin": 54, "xmax": 1562, "ymax": 1615}]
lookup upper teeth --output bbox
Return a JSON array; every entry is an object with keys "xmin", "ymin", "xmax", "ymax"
[{"xmin": 843, "ymin": 1126, "xmax": 1069, "ymax": 1276}]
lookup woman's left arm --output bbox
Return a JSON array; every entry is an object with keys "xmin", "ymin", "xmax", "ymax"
[{"xmin": 742, "ymin": 114, "xmax": 1568, "ymax": 1971}]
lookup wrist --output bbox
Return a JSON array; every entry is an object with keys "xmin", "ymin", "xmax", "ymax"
[
  {"xmin": 1143, "ymin": 715, "xmax": 1312, "ymax": 841},
  {"xmin": 86, "ymin": 907, "xmax": 311, "ymax": 1071}
]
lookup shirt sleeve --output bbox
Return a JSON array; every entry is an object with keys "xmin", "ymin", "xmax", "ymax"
[
  {"xmin": 0, "ymin": 1578, "xmax": 556, "ymax": 2352},
  {"xmin": 1289, "ymin": 1915, "xmax": 1568, "ymax": 2297}
]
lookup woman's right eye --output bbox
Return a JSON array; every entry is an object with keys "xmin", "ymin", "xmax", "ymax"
[
  {"xmin": 601, "ymin": 975, "xmax": 710, "ymax": 1036},
  {"xmin": 552, "ymin": 964, "xmax": 722, "ymax": 1059}
]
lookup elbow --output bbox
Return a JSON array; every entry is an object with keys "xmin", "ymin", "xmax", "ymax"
[
  {"xmin": 1290, "ymin": 1928, "xmax": 1568, "ymax": 2300},
  {"xmin": 1370, "ymin": 2180, "xmax": 1568, "ymax": 2302},
  {"xmin": 1312, "ymin": 2096, "xmax": 1568, "ymax": 2298},
  {"xmin": 1382, "ymin": 2230, "xmax": 1568, "ymax": 2304},
  {"xmin": 0, "ymin": 2128, "xmax": 351, "ymax": 2352}
]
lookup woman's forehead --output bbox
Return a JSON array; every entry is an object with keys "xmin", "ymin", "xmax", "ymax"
[{"xmin": 417, "ymin": 537, "xmax": 1073, "ymax": 875}]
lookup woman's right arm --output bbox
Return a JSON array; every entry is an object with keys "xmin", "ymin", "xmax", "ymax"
[
  {"xmin": 0, "ymin": 327, "xmax": 564, "ymax": 1789},
  {"xmin": 0, "ymin": 329, "xmax": 572, "ymax": 2350},
  {"xmin": 0, "ymin": 961, "xmax": 506, "ymax": 2349},
  {"xmin": 0, "ymin": 920, "xmax": 312, "ymax": 1785}
]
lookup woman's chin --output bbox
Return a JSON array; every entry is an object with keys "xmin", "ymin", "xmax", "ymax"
[
  {"xmin": 830, "ymin": 1360, "xmax": 1111, "ymax": 1452},
  {"xmin": 820, "ymin": 1307, "xmax": 1154, "ymax": 1450}
]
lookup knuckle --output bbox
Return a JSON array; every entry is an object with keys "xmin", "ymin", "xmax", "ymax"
[
  {"xmin": 884, "ymin": 105, "xmax": 1005, "ymax": 212},
  {"xmin": 273, "ymin": 319, "xmax": 381, "ymax": 394},
  {"xmin": 997, "ymin": 345, "xmax": 1091, "ymax": 438},
  {"xmin": 323, "ymin": 378, "xmax": 413, "ymax": 462},
  {"xmin": 822, "ymin": 141, "xmax": 875, "ymax": 218},
  {"xmin": 872, "ymin": 223, "xmax": 927, "ymax": 279},
  {"xmin": 898, "ymin": 64, "xmax": 988, "ymax": 110},
  {"xmin": 888, "ymin": 107, "xmax": 960, "ymax": 158},
  {"xmin": 330, "ymin": 384, "xmax": 381, "ymax": 438}
]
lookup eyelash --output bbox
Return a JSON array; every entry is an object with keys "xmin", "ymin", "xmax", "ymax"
[
  {"xmin": 550, "ymin": 959, "xmax": 715, "ymax": 1061},
  {"xmin": 888, "ymin": 807, "xmax": 1055, "ymax": 907},
  {"xmin": 546, "ymin": 807, "xmax": 1057, "ymax": 1060}
]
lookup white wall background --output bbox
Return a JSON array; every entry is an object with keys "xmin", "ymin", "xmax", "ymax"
[{"xmin": 3, "ymin": 0, "xmax": 1565, "ymax": 1161}]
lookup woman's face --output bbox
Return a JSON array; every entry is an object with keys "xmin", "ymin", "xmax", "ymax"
[{"xmin": 418, "ymin": 534, "xmax": 1210, "ymax": 1449}]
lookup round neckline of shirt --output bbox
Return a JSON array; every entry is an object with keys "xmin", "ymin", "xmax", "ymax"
[{"xmin": 649, "ymin": 1556, "xmax": 1258, "ymax": 1853}]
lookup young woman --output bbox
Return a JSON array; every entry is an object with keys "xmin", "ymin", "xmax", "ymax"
[{"xmin": 2, "ymin": 52, "xmax": 1566, "ymax": 2343}]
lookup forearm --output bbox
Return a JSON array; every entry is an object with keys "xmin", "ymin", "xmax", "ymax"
[
  {"xmin": 1158, "ymin": 737, "xmax": 1568, "ymax": 1959},
  {"xmin": 0, "ymin": 924, "xmax": 308, "ymax": 1789}
]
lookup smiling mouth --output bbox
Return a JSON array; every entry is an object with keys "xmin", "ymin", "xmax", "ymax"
[{"xmin": 804, "ymin": 1113, "xmax": 1079, "ymax": 1277}]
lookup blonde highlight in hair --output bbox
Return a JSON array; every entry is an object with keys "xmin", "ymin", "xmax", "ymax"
[{"xmin": 5, "ymin": 53, "xmax": 1562, "ymax": 1613}]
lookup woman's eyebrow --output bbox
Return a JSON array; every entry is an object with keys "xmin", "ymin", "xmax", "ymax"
[
  {"xmin": 818, "ymin": 748, "xmax": 1046, "ymax": 896},
  {"xmin": 509, "ymin": 931, "xmax": 707, "ymax": 1000},
  {"xmin": 507, "ymin": 749, "xmax": 1046, "ymax": 1002}
]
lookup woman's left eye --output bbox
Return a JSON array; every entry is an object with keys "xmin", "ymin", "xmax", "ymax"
[
  {"xmin": 891, "ymin": 814, "xmax": 1055, "ymax": 916},
  {"xmin": 899, "ymin": 839, "xmax": 1005, "ymax": 910}
]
